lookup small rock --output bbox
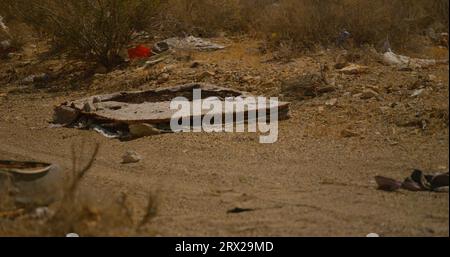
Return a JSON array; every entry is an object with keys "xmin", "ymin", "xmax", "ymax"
[
  {"xmin": 198, "ymin": 71, "xmax": 215, "ymax": 80},
  {"xmin": 92, "ymin": 96, "xmax": 101, "ymax": 103},
  {"xmin": 325, "ymin": 98, "xmax": 338, "ymax": 106},
  {"xmin": 157, "ymin": 73, "xmax": 170, "ymax": 84},
  {"xmin": 53, "ymin": 106, "xmax": 80, "ymax": 125},
  {"xmin": 190, "ymin": 61, "xmax": 202, "ymax": 68},
  {"xmin": 360, "ymin": 89, "xmax": 379, "ymax": 99},
  {"xmin": 122, "ymin": 151, "xmax": 142, "ymax": 164},
  {"xmin": 162, "ymin": 65, "xmax": 176, "ymax": 73},
  {"xmin": 341, "ymin": 128, "xmax": 359, "ymax": 138}
]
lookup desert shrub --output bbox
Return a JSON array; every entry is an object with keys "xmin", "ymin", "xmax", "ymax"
[
  {"xmin": 255, "ymin": 0, "xmax": 449, "ymax": 50},
  {"xmin": 162, "ymin": 0, "xmax": 249, "ymax": 37},
  {"xmin": 162, "ymin": 0, "xmax": 448, "ymax": 50},
  {"xmin": 1, "ymin": 0, "xmax": 448, "ymax": 57},
  {"xmin": 1, "ymin": 0, "xmax": 160, "ymax": 68}
]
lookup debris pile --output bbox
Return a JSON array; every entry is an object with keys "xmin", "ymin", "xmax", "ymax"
[
  {"xmin": 52, "ymin": 83, "xmax": 290, "ymax": 139},
  {"xmin": 155, "ymin": 36, "xmax": 225, "ymax": 52},
  {"xmin": 375, "ymin": 170, "xmax": 449, "ymax": 193},
  {"xmin": 382, "ymin": 49, "xmax": 449, "ymax": 69}
]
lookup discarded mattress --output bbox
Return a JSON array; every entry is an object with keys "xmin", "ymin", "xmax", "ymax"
[
  {"xmin": 52, "ymin": 83, "xmax": 290, "ymax": 139},
  {"xmin": 153, "ymin": 36, "xmax": 225, "ymax": 53}
]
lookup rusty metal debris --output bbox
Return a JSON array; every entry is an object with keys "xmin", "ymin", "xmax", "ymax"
[{"xmin": 52, "ymin": 83, "xmax": 290, "ymax": 139}]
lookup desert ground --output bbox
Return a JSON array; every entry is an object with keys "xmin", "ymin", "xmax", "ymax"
[{"xmin": 0, "ymin": 34, "xmax": 448, "ymax": 236}]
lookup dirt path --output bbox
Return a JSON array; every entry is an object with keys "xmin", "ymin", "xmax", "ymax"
[{"xmin": 0, "ymin": 38, "xmax": 448, "ymax": 236}]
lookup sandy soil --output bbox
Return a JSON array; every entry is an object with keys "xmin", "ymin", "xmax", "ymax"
[{"xmin": 0, "ymin": 37, "xmax": 448, "ymax": 236}]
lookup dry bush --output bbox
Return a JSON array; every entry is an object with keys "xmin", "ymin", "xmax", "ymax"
[
  {"xmin": 162, "ymin": 0, "xmax": 250, "ymax": 37},
  {"xmin": 163, "ymin": 0, "xmax": 448, "ymax": 51},
  {"xmin": 0, "ymin": 143, "xmax": 158, "ymax": 237},
  {"xmin": 255, "ymin": 0, "xmax": 449, "ymax": 50},
  {"xmin": 1, "ymin": 0, "xmax": 160, "ymax": 68}
]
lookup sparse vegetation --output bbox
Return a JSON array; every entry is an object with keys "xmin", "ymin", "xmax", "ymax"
[
  {"xmin": 1, "ymin": 0, "xmax": 160, "ymax": 68},
  {"xmin": 163, "ymin": 0, "xmax": 449, "ymax": 50},
  {"xmin": 1, "ymin": 0, "xmax": 448, "ymax": 64}
]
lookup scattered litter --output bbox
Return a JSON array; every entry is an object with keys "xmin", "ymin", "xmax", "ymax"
[
  {"xmin": 92, "ymin": 125, "xmax": 122, "ymax": 139},
  {"xmin": 128, "ymin": 45, "xmax": 151, "ymax": 59},
  {"xmin": 375, "ymin": 170, "xmax": 449, "ymax": 192},
  {"xmin": 152, "ymin": 41, "xmax": 170, "ymax": 54},
  {"xmin": 336, "ymin": 30, "xmax": 351, "ymax": 48},
  {"xmin": 338, "ymin": 63, "xmax": 369, "ymax": 75},
  {"xmin": 52, "ymin": 83, "xmax": 290, "ymax": 140},
  {"xmin": 122, "ymin": 151, "xmax": 142, "ymax": 164},
  {"xmin": 156, "ymin": 36, "xmax": 225, "ymax": 52},
  {"xmin": 383, "ymin": 49, "xmax": 448, "ymax": 69},
  {"xmin": 190, "ymin": 61, "xmax": 202, "ymax": 68},
  {"xmin": 141, "ymin": 56, "xmax": 167, "ymax": 69}
]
